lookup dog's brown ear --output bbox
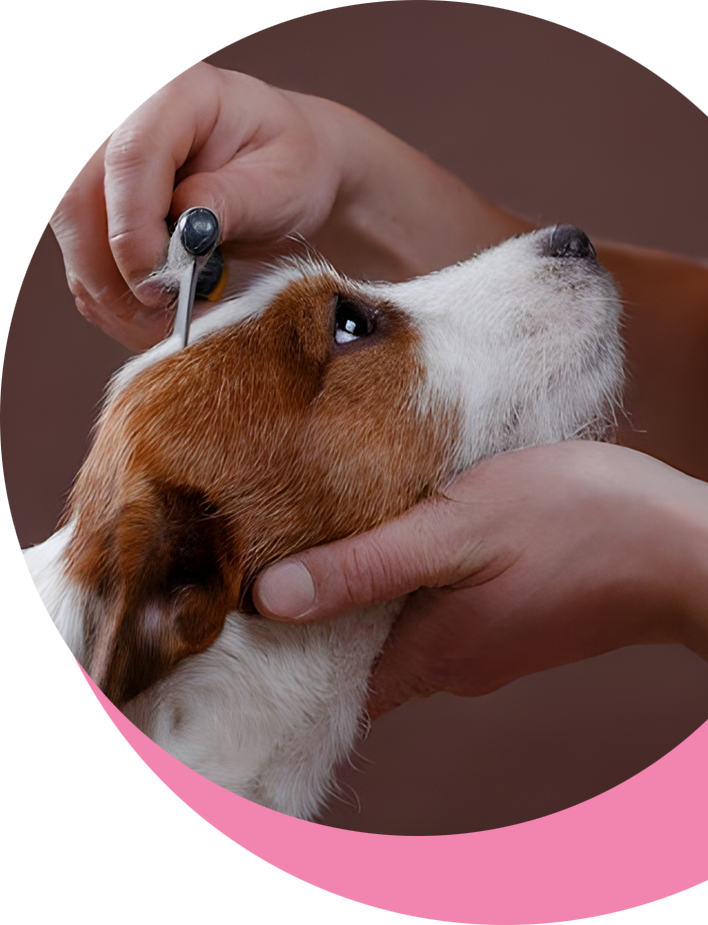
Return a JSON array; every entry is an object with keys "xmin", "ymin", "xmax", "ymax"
[{"xmin": 70, "ymin": 481, "xmax": 237, "ymax": 706}]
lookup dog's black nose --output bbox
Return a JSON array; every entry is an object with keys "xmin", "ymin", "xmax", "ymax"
[{"xmin": 544, "ymin": 224, "xmax": 596, "ymax": 260}]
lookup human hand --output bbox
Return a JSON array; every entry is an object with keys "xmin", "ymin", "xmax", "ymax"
[
  {"xmin": 252, "ymin": 442, "xmax": 708, "ymax": 719},
  {"xmin": 50, "ymin": 63, "xmax": 350, "ymax": 350},
  {"xmin": 51, "ymin": 63, "xmax": 531, "ymax": 351}
]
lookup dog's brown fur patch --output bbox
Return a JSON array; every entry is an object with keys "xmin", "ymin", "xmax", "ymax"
[{"xmin": 65, "ymin": 271, "xmax": 459, "ymax": 704}]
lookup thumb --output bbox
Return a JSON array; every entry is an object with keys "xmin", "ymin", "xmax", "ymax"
[{"xmin": 252, "ymin": 496, "xmax": 465, "ymax": 622}]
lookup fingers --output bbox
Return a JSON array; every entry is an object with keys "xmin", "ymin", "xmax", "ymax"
[
  {"xmin": 252, "ymin": 448, "xmax": 565, "ymax": 624},
  {"xmin": 50, "ymin": 142, "xmax": 170, "ymax": 350},
  {"xmin": 365, "ymin": 602, "xmax": 441, "ymax": 720},
  {"xmin": 51, "ymin": 73, "xmax": 212, "ymax": 349},
  {"xmin": 252, "ymin": 494, "xmax": 478, "ymax": 622},
  {"xmin": 366, "ymin": 666, "xmax": 432, "ymax": 722},
  {"xmin": 251, "ymin": 449, "xmax": 547, "ymax": 623},
  {"xmin": 52, "ymin": 64, "xmax": 339, "ymax": 349},
  {"xmin": 105, "ymin": 67, "xmax": 327, "ymax": 286},
  {"xmin": 103, "ymin": 65, "xmax": 224, "ymax": 298},
  {"xmin": 171, "ymin": 87, "xmax": 339, "ymax": 247}
]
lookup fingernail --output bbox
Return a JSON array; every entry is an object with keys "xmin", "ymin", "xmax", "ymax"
[{"xmin": 256, "ymin": 560, "xmax": 316, "ymax": 619}]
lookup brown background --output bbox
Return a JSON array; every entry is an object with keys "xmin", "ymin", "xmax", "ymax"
[{"xmin": 3, "ymin": 1, "xmax": 708, "ymax": 835}]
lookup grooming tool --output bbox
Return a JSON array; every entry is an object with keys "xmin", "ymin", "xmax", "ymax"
[{"xmin": 172, "ymin": 207, "xmax": 222, "ymax": 347}]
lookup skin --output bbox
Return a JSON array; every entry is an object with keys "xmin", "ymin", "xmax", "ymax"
[
  {"xmin": 252, "ymin": 442, "xmax": 708, "ymax": 718},
  {"xmin": 52, "ymin": 62, "xmax": 708, "ymax": 719},
  {"xmin": 51, "ymin": 63, "xmax": 530, "ymax": 351}
]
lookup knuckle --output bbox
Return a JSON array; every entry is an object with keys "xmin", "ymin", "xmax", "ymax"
[
  {"xmin": 342, "ymin": 543, "xmax": 381, "ymax": 608},
  {"xmin": 65, "ymin": 272, "xmax": 92, "ymax": 309},
  {"xmin": 105, "ymin": 125, "xmax": 152, "ymax": 176}
]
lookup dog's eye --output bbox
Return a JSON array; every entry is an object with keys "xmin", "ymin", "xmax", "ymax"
[{"xmin": 334, "ymin": 298, "xmax": 376, "ymax": 344}]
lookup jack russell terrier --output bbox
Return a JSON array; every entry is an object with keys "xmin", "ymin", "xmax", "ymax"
[{"xmin": 25, "ymin": 224, "xmax": 623, "ymax": 820}]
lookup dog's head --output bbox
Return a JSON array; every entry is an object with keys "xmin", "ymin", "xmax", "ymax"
[{"xmin": 64, "ymin": 225, "xmax": 623, "ymax": 705}]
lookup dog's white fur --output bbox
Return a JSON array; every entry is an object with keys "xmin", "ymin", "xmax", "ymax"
[{"xmin": 24, "ymin": 227, "xmax": 623, "ymax": 820}]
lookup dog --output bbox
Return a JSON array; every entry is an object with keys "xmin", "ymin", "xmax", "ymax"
[{"xmin": 24, "ymin": 224, "xmax": 623, "ymax": 820}]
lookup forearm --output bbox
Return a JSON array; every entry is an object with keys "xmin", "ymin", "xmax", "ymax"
[
  {"xmin": 685, "ymin": 577, "xmax": 708, "ymax": 662},
  {"xmin": 597, "ymin": 240, "xmax": 708, "ymax": 479},
  {"xmin": 657, "ymin": 474, "xmax": 708, "ymax": 660},
  {"xmin": 302, "ymin": 94, "xmax": 533, "ymax": 281}
]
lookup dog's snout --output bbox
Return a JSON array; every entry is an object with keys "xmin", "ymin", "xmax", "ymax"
[{"xmin": 544, "ymin": 224, "xmax": 596, "ymax": 260}]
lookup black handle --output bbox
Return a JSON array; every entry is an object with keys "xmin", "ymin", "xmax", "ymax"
[{"xmin": 180, "ymin": 207, "xmax": 220, "ymax": 257}]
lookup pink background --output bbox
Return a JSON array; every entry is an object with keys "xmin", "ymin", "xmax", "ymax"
[{"xmin": 72, "ymin": 661, "xmax": 708, "ymax": 925}]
